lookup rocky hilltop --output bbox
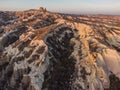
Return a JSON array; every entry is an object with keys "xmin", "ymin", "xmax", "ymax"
[{"xmin": 0, "ymin": 7, "xmax": 120, "ymax": 90}]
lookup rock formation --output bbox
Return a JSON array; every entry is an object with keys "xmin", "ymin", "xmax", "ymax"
[{"xmin": 0, "ymin": 7, "xmax": 120, "ymax": 90}]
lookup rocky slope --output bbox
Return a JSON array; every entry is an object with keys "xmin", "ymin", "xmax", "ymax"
[{"xmin": 0, "ymin": 7, "xmax": 120, "ymax": 90}]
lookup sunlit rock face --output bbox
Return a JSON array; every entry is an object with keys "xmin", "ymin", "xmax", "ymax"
[{"xmin": 0, "ymin": 8, "xmax": 120, "ymax": 90}]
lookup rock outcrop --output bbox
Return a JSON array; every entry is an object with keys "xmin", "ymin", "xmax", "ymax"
[{"xmin": 0, "ymin": 8, "xmax": 120, "ymax": 90}]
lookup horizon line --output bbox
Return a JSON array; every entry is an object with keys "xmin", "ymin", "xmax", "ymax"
[{"xmin": 0, "ymin": 7, "xmax": 120, "ymax": 16}]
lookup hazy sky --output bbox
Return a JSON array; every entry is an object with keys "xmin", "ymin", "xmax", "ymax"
[{"xmin": 0, "ymin": 0, "xmax": 120, "ymax": 14}]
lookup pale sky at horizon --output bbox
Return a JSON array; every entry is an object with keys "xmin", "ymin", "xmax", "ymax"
[{"xmin": 0, "ymin": 0, "xmax": 120, "ymax": 15}]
